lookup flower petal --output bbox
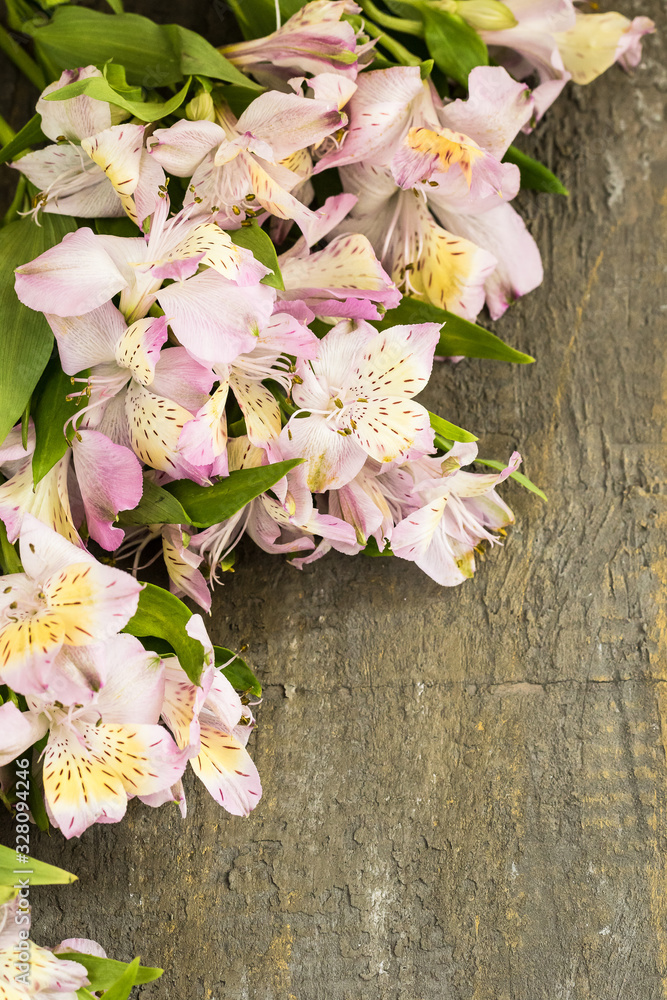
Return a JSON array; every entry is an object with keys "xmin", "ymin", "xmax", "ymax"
[
  {"xmin": 71, "ymin": 430, "xmax": 143, "ymax": 550},
  {"xmin": 44, "ymin": 720, "xmax": 188, "ymax": 838},
  {"xmin": 124, "ymin": 381, "xmax": 209, "ymax": 483},
  {"xmin": 47, "ymin": 300, "xmax": 126, "ymax": 376},
  {"xmin": 148, "ymin": 119, "xmax": 226, "ymax": 175},
  {"xmin": 0, "ymin": 702, "xmax": 48, "ymax": 767},
  {"xmin": 15, "ymin": 228, "xmax": 127, "ymax": 318},
  {"xmin": 280, "ymin": 413, "xmax": 367, "ymax": 492},
  {"xmin": 439, "ymin": 66, "xmax": 534, "ymax": 159},
  {"xmin": 37, "ymin": 66, "xmax": 114, "ymax": 142},
  {"xmin": 157, "ymin": 270, "xmax": 275, "ymax": 366},
  {"xmin": 190, "ymin": 713, "xmax": 261, "ymax": 817},
  {"xmin": 236, "ymin": 90, "xmax": 345, "ymax": 161},
  {"xmin": 430, "ymin": 199, "xmax": 543, "ymax": 319}
]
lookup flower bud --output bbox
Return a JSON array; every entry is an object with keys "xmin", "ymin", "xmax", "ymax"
[
  {"xmin": 455, "ymin": 0, "xmax": 518, "ymax": 31},
  {"xmin": 185, "ymin": 91, "xmax": 216, "ymax": 122}
]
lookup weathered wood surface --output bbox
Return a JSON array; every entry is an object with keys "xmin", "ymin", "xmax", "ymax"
[{"xmin": 1, "ymin": 1, "xmax": 666, "ymax": 996}]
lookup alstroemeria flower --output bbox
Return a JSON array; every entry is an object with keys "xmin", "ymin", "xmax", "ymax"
[
  {"xmin": 220, "ymin": 1, "xmax": 371, "ymax": 88},
  {"xmin": 277, "ymin": 319, "xmax": 439, "ymax": 492},
  {"xmin": 10, "ymin": 67, "xmax": 164, "ymax": 226},
  {"xmin": 0, "ymin": 634, "xmax": 189, "ymax": 838},
  {"xmin": 149, "ymin": 616, "xmax": 262, "ymax": 817},
  {"xmin": 148, "ymin": 91, "xmax": 346, "ymax": 239},
  {"xmin": 14, "ymin": 197, "xmax": 271, "ymax": 336},
  {"xmin": 479, "ymin": 0, "xmax": 575, "ymax": 119},
  {"xmin": 278, "ymin": 230, "xmax": 401, "ymax": 321},
  {"xmin": 334, "ymin": 66, "xmax": 542, "ymax": 318},
  {"xmin": 45, "ymin": 302, "xmax": 214, "ymax": 485},
  {"xmin": 0, "ymin": 515, "xmax": 142, "ymax": 696},
  {"xmin": 0, "ymin": 898, "xmax": 91, "ymax": 999},
  {"xmin": 391, "ymin": 443, "xmax": 520, "ymax": 585},
  {"xmin": 554, "ymin": 10, "xmax": 655, "ymax": 85},
  {"xmin": 162, "ymin": 524, "xmax": 211, "ymax": 612}
]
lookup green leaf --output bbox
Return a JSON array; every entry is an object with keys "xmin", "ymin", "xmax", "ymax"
[
  {"xmin": 165, "ymin": 460, "xmax": 303, "ymax": 529},
  {"xmin": 119, "ymin": 478, "xmax": 191, "ymax": 526},
  {"xmin": 27, "ymin": 8, "xmax": 258, "ymax": 90},
  {"xmin": 474, "ymin": 458, "xmax": 548, "ymax": 501},
  {"xmin": 0, "ymin": 114, "xmax": 44, "ymax": 166},
  {"xmin": 504, "ymin": 144, "xmax": 569, "ymax": 195},
  {"xmin": 429, "ymin": 411, "xmax": 477, "ymax": 443},
  {"xmin": 0, "ymin": 215, "xmax": 77, "ymax": 447},
  {"xmin": 27, "ymin": 737, "xmax": 50, "ymax": 833},
  {"xmin": 97, "ymin": 957, "xmax": 140, "ymax": 1000},
  {"xmin": 0, "ymin": 522, "xmax": 22, "ymax": 575},
  {"xmin": 44, "ymin": 74, "xmax": 192, "ymax": 124},
  {"xmin": 363, "ymin": 536, "xmax": 392, "ymax": 557},
  {"xmin": 31, "ymin": 356, "xmax": 83, "ymax": 485},
  {"xmin": 374, "ymin": 297, "xmax": 534, "ymax": 364},
  {"xmin": 122, "ymin": 583, "xmax": 205, "ymax": 685},
  {"xmin": 419, "ymin": 6, "xmax": 488, "ymax": 87},
  {"xmin": 229, "ymin": 223, "xmax": 283, "ymax": 289},
  {"xmin": 94, "ymin": 217, "xmax": 142, "ymax": 237},
  {"xmin": 214, "ymin": 646, "xmax": 262, "ymax": 697},
  {"xmin": 57, "ymin": 954, "xmax": 162, "ymax": 992},
  {"xmin": 0, "ymin": 844, "xmax": 76, "ymax": 895}
]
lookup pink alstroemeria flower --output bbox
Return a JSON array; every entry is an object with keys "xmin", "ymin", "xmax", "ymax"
[
  {"xmin": 220, "ymin": 1, "xmax": 371, "ymax": 88},
  {"xmin": 554, "ymin": 10, "xmax": 655, "ymax": 85},
  {"xmin": 0, "ymin": 422, "xmax": 143, "ymax": 552},
  {"xmin": 0, "ymin": 898, "xmax": 92, "ymax": 999},
  {"xmin": 14, "ymin": 198, "xmax": 272, "ymax": 349},
  {"xmin": 277, "ymin": 192, "xmax": 401, "ymax": 322},
  {"xmin": 277, "ymin": 319, "xmax": 439, "ymax": 492},
  {"xmin": 481, "ymin": 1, "xmax": 654, "ymax": 115},
  {"xmin": 143, "ymin": 616, "xmax": 262, "ymax": 817},
  {"xmin": 0, "ymin": 634, "xmax": 189, "ymax": 838},
  {"xmin": 148, "ymin": 91, "xmax": 346, "ymax": 239},
  {"xmin": 391, "ymin": 443, "xmax": 520, "ymax": 586},
  {"xmin": 10, "ymin": 67, "xmax": 164, "ymax": 226},
  {"xmin": 328, "ymin": 65, "xmax": 542, "ymax": 319},
  {"xmin": 0, "ymin": 515, "xmax": 142, "ymax": 697},
  {"xmin": 45, "ymin": 301, "xmax": 215, "ymax": 484}
]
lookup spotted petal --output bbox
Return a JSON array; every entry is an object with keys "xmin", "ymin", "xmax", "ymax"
[
  {"xmin": 44, "ymin": 720, "xmax": 189, "ymax": 838},
  {"xmin": 190, "ymin": 711, "xmax": 261, "ymax": 817}
]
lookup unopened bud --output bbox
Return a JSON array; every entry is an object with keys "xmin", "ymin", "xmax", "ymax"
[
  {"xmin": 454, "ymin": 0, "xmax": 517, "ymax": 31},
  {"xmin": 185, "ymin": 91, "xmax": 216, "ymax": 122}
]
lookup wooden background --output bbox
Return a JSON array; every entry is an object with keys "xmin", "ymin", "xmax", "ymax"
[{"xmin": 1, "ymin": 0, "xmax": 665, "ymax": 996}]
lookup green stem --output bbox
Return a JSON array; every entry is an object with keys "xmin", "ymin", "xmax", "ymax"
[
  {"xmin": 363, "ymin": 19, "xmax": 423, "ymax": 64},
  {"xmin": 358, "ymin": 0, "xmax": 423, "ymax": 35},
  {"xmin": 0, "ymin": 22, "xmax": 46, "ymax": 91},
  {"xmin": 3, "ymin": 175, "xmax": 27, "ymax": 227}
]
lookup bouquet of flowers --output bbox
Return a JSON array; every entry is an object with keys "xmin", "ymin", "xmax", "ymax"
[{"xmin": 0, "ymin": 0, "xmax": 654, "ymax": 915}]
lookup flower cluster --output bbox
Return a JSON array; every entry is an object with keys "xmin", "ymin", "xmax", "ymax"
[
  {"xmin": 0, "ymin": 516, "xmax": 261, "ymax": 838},
  {"xmin": 0, "ymin": 0, "xmax": 653, "ymax": 845}
]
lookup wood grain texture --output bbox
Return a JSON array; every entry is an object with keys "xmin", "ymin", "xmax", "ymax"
[{"xmin": 0, "ymin": 1, "xmax": 665, "ymax": 997}]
